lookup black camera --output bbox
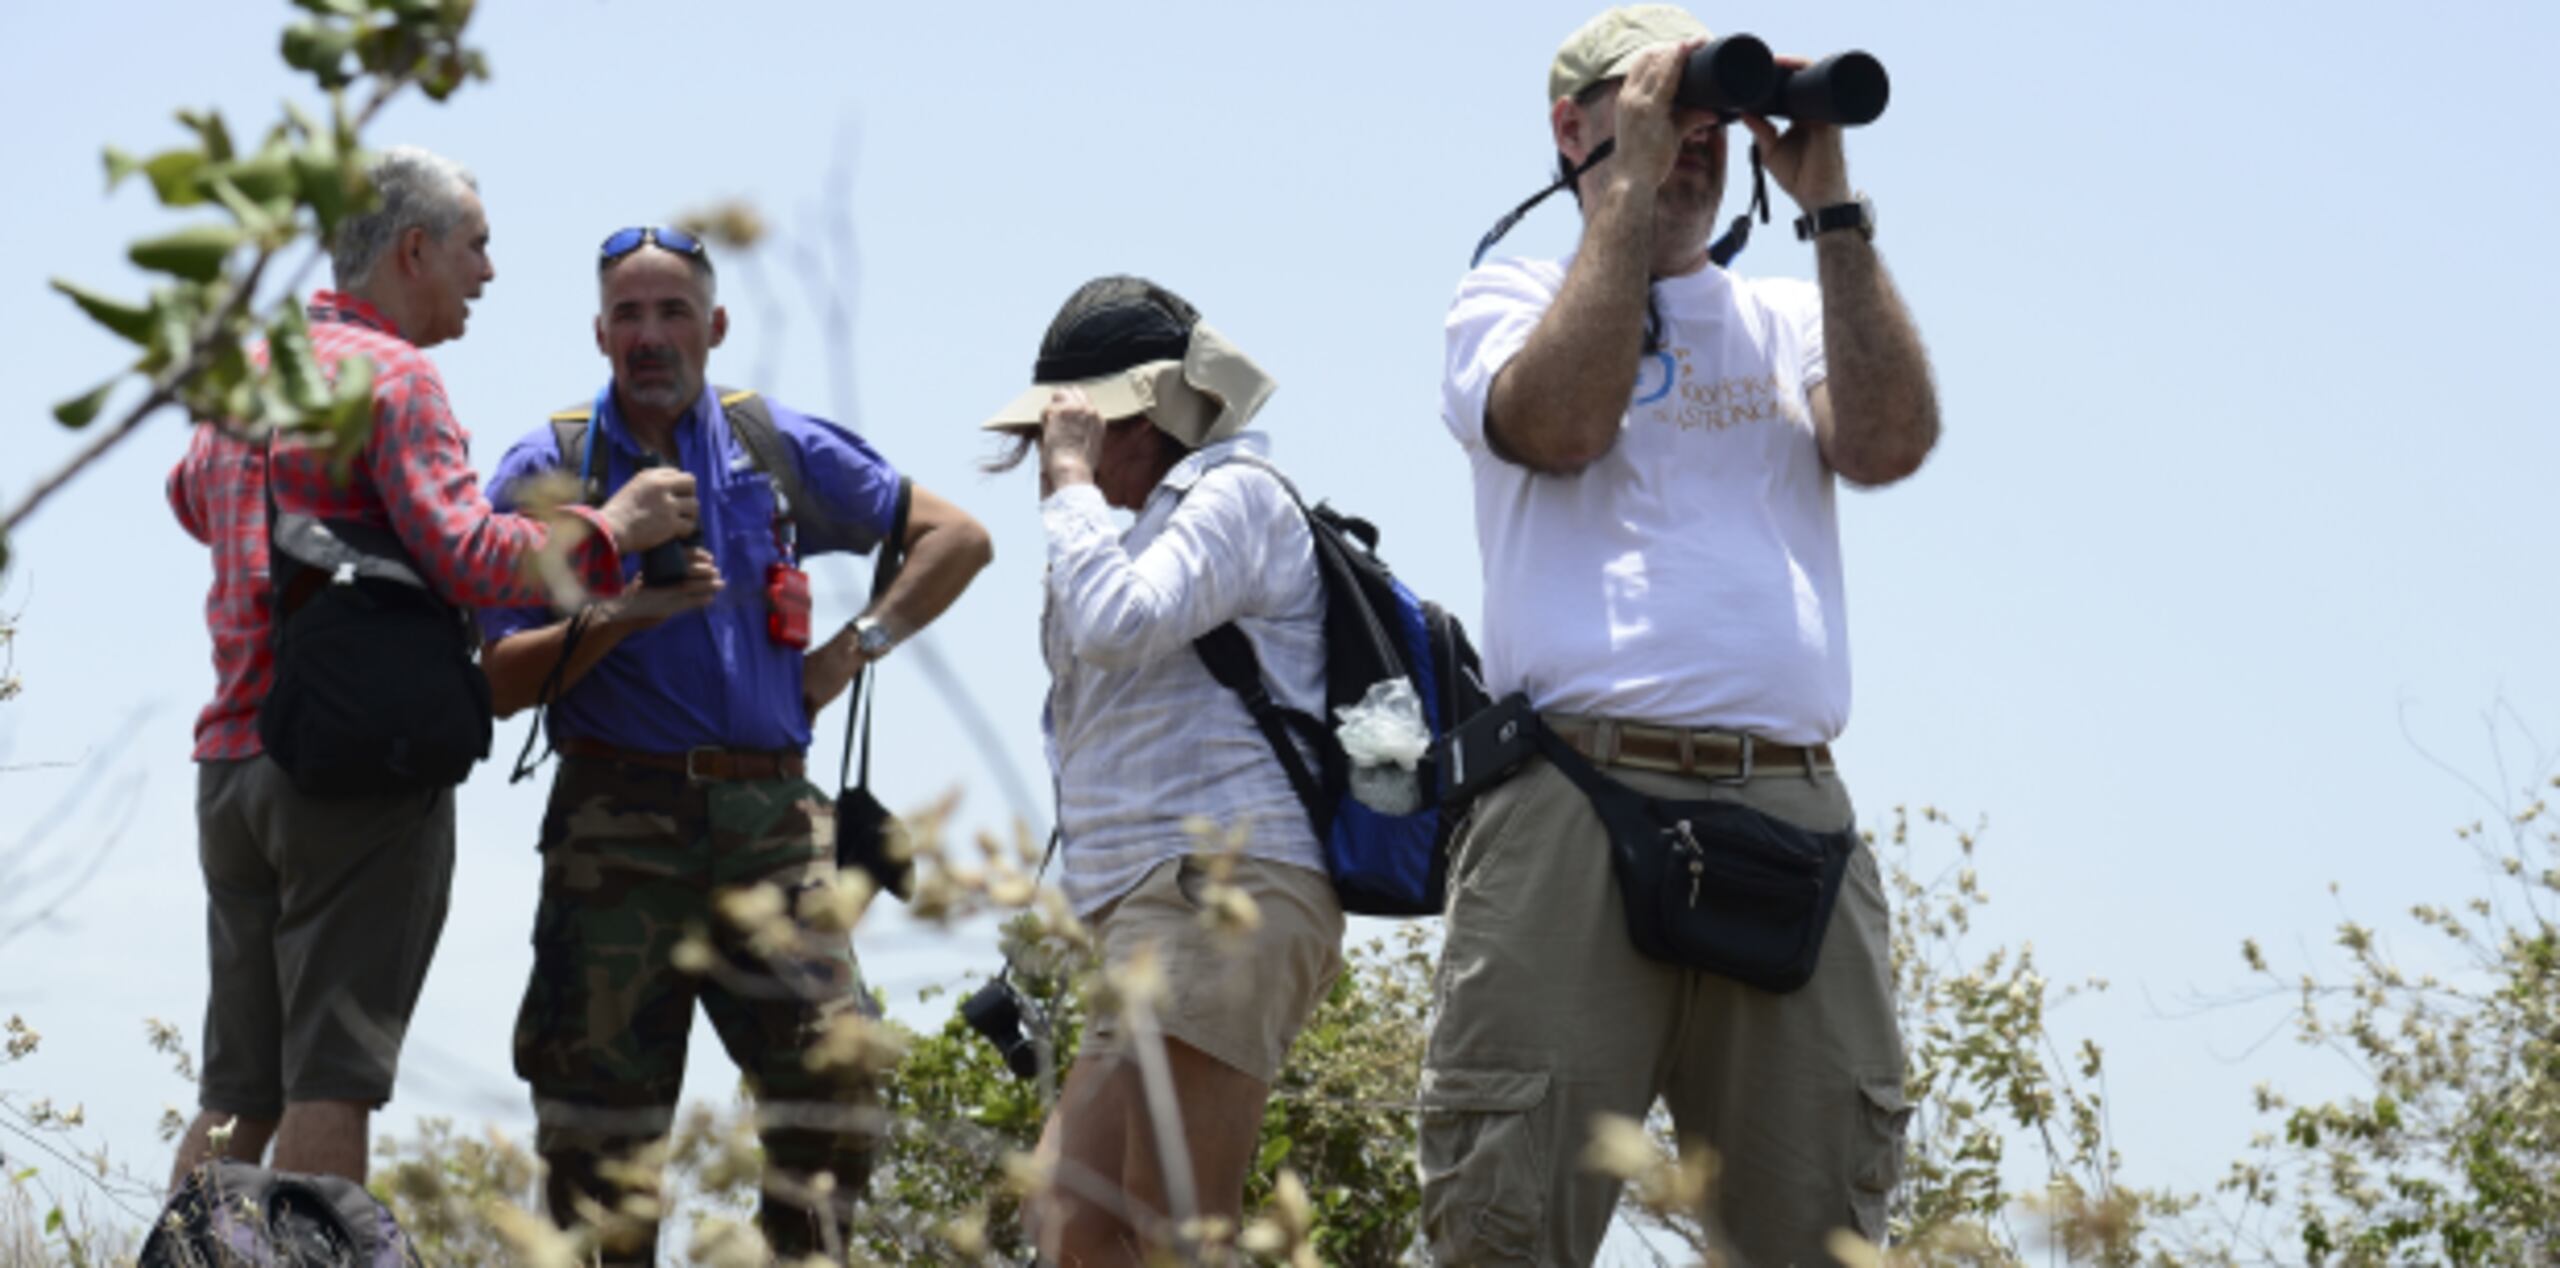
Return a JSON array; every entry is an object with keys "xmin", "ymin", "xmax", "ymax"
[
  {"xmin": 1677, "ymin": 35, "xmax": 1890, "ymax": 126},
  {"xmin": 631, "ymin": 452, "xmax": 697, "ymax": 587},
  {"xmin": 961, "ymin": 977, "xmax": 1047, "ymax": 1081}
]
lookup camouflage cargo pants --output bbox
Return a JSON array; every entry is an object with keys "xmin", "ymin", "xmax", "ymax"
[{"xmin": 516, "ymin": 755, "xmax": 884, "ymax": 1264}]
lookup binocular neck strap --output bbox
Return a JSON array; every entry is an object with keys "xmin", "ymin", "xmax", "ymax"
[
  {"xmin": 1705, "ymin": 143, "xmax": 1771, "ymax": 269},
  {"xmin": 1471, "ymin": 141, "xmax": 1618, "ymax": 268},
  {"xmin": 1471, "ymin": 139, "xmax": 1772, "ymax": 271}
]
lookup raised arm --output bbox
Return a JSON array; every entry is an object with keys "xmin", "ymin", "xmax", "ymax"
[
  {"xmin": 1484, "ymin": 39, "xmax": 1703, "ymax": 474},
  {"xmin": 1741, "ymin": 103, "xmax": 1939, "ymax": 487}
]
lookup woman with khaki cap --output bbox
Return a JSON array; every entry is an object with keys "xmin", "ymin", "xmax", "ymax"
[{"xmin": 983, "ymin": 275, "xmax": 1344, "ymax": 1264}]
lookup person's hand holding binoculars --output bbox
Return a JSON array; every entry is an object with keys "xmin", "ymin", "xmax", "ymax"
[
  {"xmin": 597, "ymin": 464, "xmax": 699, "ymax": 554},
  {"xmin": 1740, "ymin": 57, "xmax": 1853, "ymax": 216},
  {"xmin": 599, "ymin": 547, "xmax": 721, "ymax": 630},
  {"xmin": 1608, "ymin": 39, "xmax": 1715, "ymax": 203}
]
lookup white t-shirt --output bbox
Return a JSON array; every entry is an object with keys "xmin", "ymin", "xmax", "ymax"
[{"xmin": 1439, "ymin": 255, "xmax": 1849, "ymax": 745}]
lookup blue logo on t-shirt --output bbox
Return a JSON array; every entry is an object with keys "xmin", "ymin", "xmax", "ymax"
[{"xmin": 1632, "ymin": 349, "xmax": 1678, "ymax": 406}]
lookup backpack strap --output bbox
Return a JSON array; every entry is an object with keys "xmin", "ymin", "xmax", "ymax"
[
  {"xmin": 542, "ymin": 388, "xmax": 809, "ymax": 537},
  {"xmin": 712, "ymin": 387, "xmax": 815, "ymax": 541},
  {"xmin": 547, "ymin": 403, "xmax": 602, "ymax": 506},
  {"xmin": 1194, "ymin": 622, "xmax": 1336, "ymax": 840},
  {"xmin": 1159, "ymin": 447, "xmax": 1343, "ymax": 836}
]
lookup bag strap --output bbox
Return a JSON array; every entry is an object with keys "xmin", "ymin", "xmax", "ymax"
[
  {"xmin": 1163, "ymin": 449, "xmax": 1344, "ymax": 836},
  {"xmin": 838, "ymin": 476, "xmax": 914, "ymax": 794},
  {"xmin": 549, "ymin": 387, "xmax": 806, "ymax": 533},
  {"xmin": 712, "ymin": 389, "xmax": 813, "ymax": 535},
  {"xmin": 1193, "ymin": 622, "xmax": 1337, "ymax": 839}
]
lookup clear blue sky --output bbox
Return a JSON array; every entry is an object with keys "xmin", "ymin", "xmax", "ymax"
[{"xmin": 5, "ymin": 0, "xmax": 2559, "ymax": 1255}]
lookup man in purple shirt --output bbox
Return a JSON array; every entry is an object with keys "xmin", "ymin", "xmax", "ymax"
[{"xmin": 479, "ymin": 225, "xmax": 990, "ymax": 1262}]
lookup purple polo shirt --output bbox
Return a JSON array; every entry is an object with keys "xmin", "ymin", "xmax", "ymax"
[{"xmin": 480, "ymin": 383, "xmax": 903, "ymax": 753}]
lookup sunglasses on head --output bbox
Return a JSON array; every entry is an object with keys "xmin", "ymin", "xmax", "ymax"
[{"xmin": 598, "ymin": 226, "xmax": 707, "ymax": 265}]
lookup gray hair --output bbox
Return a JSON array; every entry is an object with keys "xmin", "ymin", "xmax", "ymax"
[{"xmin": 330, "ymin": 146, "xmax": 479, "ymax": 289}]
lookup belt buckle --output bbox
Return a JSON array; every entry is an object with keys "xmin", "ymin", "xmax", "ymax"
[
  {"xmin": 684, "ymin": 746, "xmax": 722, "ymax": 784},
  {"xmin": 1707, "ymin": 733, "xmax": 1754, "ymax": 786}
]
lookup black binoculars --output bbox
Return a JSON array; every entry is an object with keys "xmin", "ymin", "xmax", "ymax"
[
  {"xmin": 631, "ymin": 452, "xmax": 698, "ymax": 587},
  {"xmin": 1675, "ymin": 36, "xmax": 1889, "ymax": 126},
  {"xmin": 962, "ymin": 977, "xmax": 1046, "ymax": 1081}
]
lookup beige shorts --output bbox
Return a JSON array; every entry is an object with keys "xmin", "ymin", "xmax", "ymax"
[{"xmin": 1078, "ymin": 855, "xmax": 1345, "ymax": 1086}]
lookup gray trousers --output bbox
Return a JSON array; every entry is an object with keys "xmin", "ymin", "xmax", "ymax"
[
  {"xmin": 196, "ymin": 758, "xmax": 455, "ymax": 1117},
  {"xmin": 1419, "ymin": 754, "xmax": 1909, "ymax": 1267}
]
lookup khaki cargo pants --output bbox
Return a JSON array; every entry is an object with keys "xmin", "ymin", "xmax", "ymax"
[{"xmin": 1420, "ymin": 754, "xmax": 1909, "ymax": 1267}]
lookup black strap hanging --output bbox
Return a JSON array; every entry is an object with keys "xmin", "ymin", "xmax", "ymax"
[
  {"xmin": 1472, "ymin": 140, "xmax": 1619, "ymax": 268},
  {"xmin": 1471, "ymin": 138, "xmax": 1769, "ymax": 271},
  {"xmin": 836, "ymin": 478, "xmax": 914, "ymax": 797},
  {"xmin": 1705, "ymin": 142, "xmax": 1770, "ymax": 269}
]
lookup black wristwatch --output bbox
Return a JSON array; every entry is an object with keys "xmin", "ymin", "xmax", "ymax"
[{"xmin": 1793, "ymin": 194, "xmax": 1876, "ymax": 243}]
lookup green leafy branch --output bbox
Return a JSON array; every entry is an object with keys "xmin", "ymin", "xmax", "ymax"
[{"xmin": 0, "ymin": 0, "xmax": 488, "ymax": 575}]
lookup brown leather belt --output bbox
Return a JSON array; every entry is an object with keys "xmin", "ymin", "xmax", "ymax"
[
  {"xmin": 1543, "ymin": 714, "xmax": 1834, "ymax": 781},
  {"xmin": 555, "ymin": 737, "xmax": 806, "ymax": 783}
]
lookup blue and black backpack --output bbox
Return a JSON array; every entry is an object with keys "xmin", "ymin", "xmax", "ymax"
[{"xmin": 1190, "ymin": 460, "xmax": 1489, "ymax": 917}]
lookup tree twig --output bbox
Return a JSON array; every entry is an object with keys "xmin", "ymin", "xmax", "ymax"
[{"xmin": 3, "ymin": 245, "xmax": 281, "ymax": 539}]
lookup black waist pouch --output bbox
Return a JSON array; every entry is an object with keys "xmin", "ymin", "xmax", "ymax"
[
  {"xmin": 259, "ymin": 573, "xmax": 492, "ymax": 799},
  {"xmin": 1534, "ymin": 724, "xmax": 1854, "ymax": 993}
]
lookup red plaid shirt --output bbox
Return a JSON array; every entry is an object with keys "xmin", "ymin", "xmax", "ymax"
[{"xmin": 168, "ymin": 291, "xmax": 625, "ymax": 760}]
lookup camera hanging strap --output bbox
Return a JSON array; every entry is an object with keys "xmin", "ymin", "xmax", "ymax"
[
  {"xmin": 507, "ymin": 606, "xmax": 591, "ymax": 784},
  {"xmin": 836, "ymin": 478, "xmax": 913, "ymax": 797}
]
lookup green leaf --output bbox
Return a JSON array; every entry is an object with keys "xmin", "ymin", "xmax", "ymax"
[
  {"xmin": 140, "ymin": 285, "xmax": 204, "ymax": 375},
  {"xmin": 128, "ymin": 223, "xmax": 245, "ymax": 282},
  {"xmin": 137, "ymin": 149, "xmax": 209, "ymax": 206},
  {"xmin": 200, "ymin": 144, "xmax": 298, "ymax": 206},
  {"xmin": 292, "ymin": 144, "xmax": 352, "ymax": 235},
  {"xmin": 325, "ymin": 356, "xmax": 378, "ymax": 467},
  {"xmin": 53, "ymin": 380, "xmax": 118, "ymax": 429},
  {"xmin": 175, "ymin": 108, "xmax": 235, "ymax": 162},
  {"xmin": 44, "ymin": 1207, "xmax": 61, "ymax": 1235},
  {"xmin": 51, "ymin": 279, "xmax": 155, "ymax": 344},
  {"xmin": 102, "ymin": 146, "xmax": 140, "ymax": 190},
  {"xmin": 280, "ymin": 21, "xmax": 357, "ymax": 86},
  {"xmin": 269, "ymin": 307, "xmax": 332, "ymax": 413},
  {"xmin": 204, "ymin": 175, "xmax": 284, "ymax": 243}
]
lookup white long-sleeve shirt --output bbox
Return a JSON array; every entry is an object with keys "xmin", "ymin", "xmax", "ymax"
[{"xmin": 1041, "ymin": 432, "xmax": 1328, "ymax": 916}]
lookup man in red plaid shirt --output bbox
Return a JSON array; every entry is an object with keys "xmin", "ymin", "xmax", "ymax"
[{"xmin": 163, "ymin": 146, "xmax": 701, "ymax": 1190}]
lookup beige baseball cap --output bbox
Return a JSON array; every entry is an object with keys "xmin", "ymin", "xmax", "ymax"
[{"xmin": 1549, "ymin": 4, "xmax": 1711, "ymax": 104}]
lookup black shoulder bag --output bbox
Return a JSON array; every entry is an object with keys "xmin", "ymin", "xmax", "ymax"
[
  {"xmin": 257, "ymin": 441, "xmax": 493, "ymax": 799},
  {"xmin": 835, "ymin": 477, "xmax": 913, "ymax": 898},
  {"xmin": 1530, "ymin": 721, "xmax": 1855, "ymax": 994}
]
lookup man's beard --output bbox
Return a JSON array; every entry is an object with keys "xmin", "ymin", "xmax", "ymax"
[
  {"xmin": 623, "ymin": 357, "xmax": 693, "ymax": 411},
  {"xmin": 624, "ymin": 378, "xmax": 692, "ymax": 411}
]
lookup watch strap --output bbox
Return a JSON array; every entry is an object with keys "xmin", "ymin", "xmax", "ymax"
[{"xmin": 1793, "ymin": 198, "xmax": 1873, "ymax": 242}]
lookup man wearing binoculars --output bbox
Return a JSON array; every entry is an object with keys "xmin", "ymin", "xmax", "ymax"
[
  {"xmin": 1425, "ymin": 6, "xmax": 1940, "ymax": 1264},
  {"xmin": 475, "ymin": 227, "xmax": 991, "ymax": 1263}
]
